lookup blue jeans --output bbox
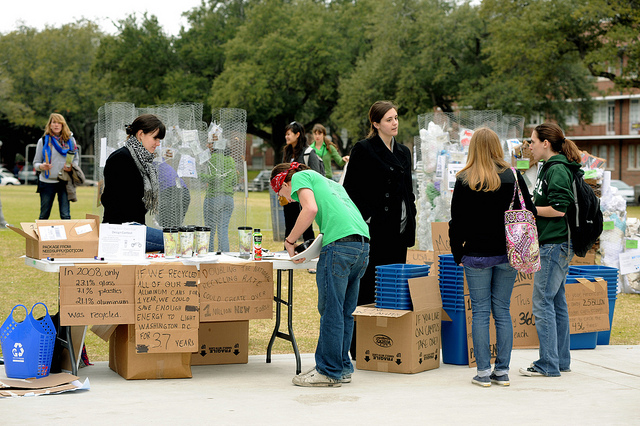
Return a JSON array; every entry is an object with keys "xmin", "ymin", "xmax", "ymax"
[
  {"xmin": 315, "ymin": 240, "xmax": 369, "ymax": 380},
  {"xmin": 464, "ymin": 262, "xmax": 517, "ymax": 376},
  {"xmin": 130, "ymin": 223, "xmax": 164, "ymax": 253},
  {"xmin": 39, "ymin": 181, "xmax": 70, "ymax": 219},
  {"xmin": 204, "ymin": 195, "xmax": 234, "ymax": 252},
  {"xmin": 146, "ymin": 226, "xmax": 164, "ymax": 253},
  {"xmin": 532, "ymin": 242, "xmax": 573, "ymax": 376}
]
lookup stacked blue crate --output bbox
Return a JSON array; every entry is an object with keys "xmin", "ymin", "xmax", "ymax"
[
  {"xmin": 568, "ymin": 265, "xmax": 619, "ymax": 345},
  {"xmin": 438, "ymin": 254, "xmax": 467, "ymax": 365},
  {"xmin": 375, "ymin": 264, "xmax": 430, "ymax": 310}
]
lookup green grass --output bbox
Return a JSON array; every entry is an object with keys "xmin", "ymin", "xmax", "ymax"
[{"xmin": 0, "ymin": 185, "xmax": 638, "ymax": 363}]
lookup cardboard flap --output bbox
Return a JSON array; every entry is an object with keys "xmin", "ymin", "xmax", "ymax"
[
  {"xmin": 408, "ymin": 275, "xmax": 441, "ymax": 311},
  {"xmin": 7, "ymin": 224, "xmax": 36, "ymax": 240},
  {"xmin": 575, "ymin": 277, "xmax": 606, "ymax": 293}
]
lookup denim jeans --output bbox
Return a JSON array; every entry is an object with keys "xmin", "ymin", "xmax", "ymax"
[
  {"xmin": 39, "ymin": 181, "xmax": 70, "ymax": 219},
  {"xmin": 204, "ymin": 195, "xmax": 234, "ymax": 252},
  {"xmin": 146, "ymin": 226, "xmax": 165, "ymax": 253},
  {"xmin": 315, "ymin": 240, "xmax": 369, "ymax": 380},
  {"xmin": 129, "ymin": 223, "xmax": 164, "ymax": 253},
  {"xmin": 464, "ymin": 262, "xmax": 517, "ymax": 377},
  {"xmin": 532, "ymin": 242, "xmax": 573, "ymax": 376}
]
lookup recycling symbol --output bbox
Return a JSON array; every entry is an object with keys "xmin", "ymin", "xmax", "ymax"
[{"xmin": 12, "ymin": 342, "xmax": 24, "ymax": 357}]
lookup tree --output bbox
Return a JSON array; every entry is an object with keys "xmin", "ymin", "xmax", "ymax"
[
  {"xmin": 0, "ymin": 21, "xmax": 113, "ymax": 156},
  {"xmin": 163, "ymin": 0, "xmax": 250, "ymax": 119},
  {"xmin": 209, "ymin": 0, "xmax": 363, "ymax": 159},
  {"xmin": 468, "ymin": 0, "xmax": 600, "ymax": 125},
  {"xmin": 93, "ymin": 14, "xmax": 177, "ymax": 107},
  {"xmin": 332, "ymin": 0, "xmax": 489, "ymax": 143}
]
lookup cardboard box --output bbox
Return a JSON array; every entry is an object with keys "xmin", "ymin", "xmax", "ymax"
[
  {"xmin": 109, "ymin": 324, "xmax": 192, "ymax": 380},
  {"xmin": 8, "ymin": 215, "xmax": 100, "ymax": 259},
  {"xmin": 191, "ymin": 321, "xmax": 249, "ymax": 365},
  {"xmin": 199, "ymin": 263, "xmax": 274, "ymax": 322},
  {"xmin": 354, "ymin": 275, "xmax": 442, "ymax": 374}
]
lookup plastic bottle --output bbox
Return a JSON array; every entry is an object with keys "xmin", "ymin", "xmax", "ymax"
[{"xmin": 253, "ymin": 228, "xmax": 263, "ymax": 261}]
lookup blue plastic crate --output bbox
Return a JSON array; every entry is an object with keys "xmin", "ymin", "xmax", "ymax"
[
  {"xmin": 375, "ymin": 264, "xmax": 430, "ymax": 278},
  {"xmin": 441, "ymin": 309, "xmax": 468, "ymax": 364},
  {"xmin": 569, "ymin": 332, "xmax": 597, "ymax": 350}
]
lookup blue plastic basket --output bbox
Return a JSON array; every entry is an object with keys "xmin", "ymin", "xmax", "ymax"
[
  {"xmin": 375, "ymin": 263, "xmax": 430, "ymax": 277},
  {"xmin": 0, "ymin": 303, "xmax": 56, "ymax": 379}
]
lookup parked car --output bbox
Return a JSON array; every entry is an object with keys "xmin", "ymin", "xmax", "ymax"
[
  {"xmin": 0, "ymin": 171, "xmax": 21, "ymax": 185},
  {"xmin": 610, "ymin": 179, "xmax": 634, "ymax": 205},
  {"xmin": 248, "ymin": 170, "xmax": 272, "ymax": 192},
  {"xmin": 18, "ymin": 168, "xmax": 38, "ymax": 184}
]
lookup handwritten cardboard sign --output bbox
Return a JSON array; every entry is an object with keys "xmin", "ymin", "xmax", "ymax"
[
  {"xmin": 59, "ymin": 264, "xmax": 135, "ymax": 326},
  {"xmin": 566, "ymin": 277, "xmax": 610, "ymax": 334},
  {"xmin": 134, "ymin": 263, "xmax": 200, "ymax": 353},
  {"xmin": 406, "ymin": 250, "xmax": 434, "ymax": 266},
  {"xmin": 199, "ymin": 263, "xmax": 274, "ymax": 322}
]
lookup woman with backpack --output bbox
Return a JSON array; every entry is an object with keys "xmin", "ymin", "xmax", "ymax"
[
  {"xmin": 520, "ymin": 122, "xmax": 582, "ymax": 378},
  {"xmin": 281, "ymin": 121, "xmax": 324, "ymax": 253},
  {"xmin": 449, "ymin": 128, "xmax": 536, "ymax": 387}
]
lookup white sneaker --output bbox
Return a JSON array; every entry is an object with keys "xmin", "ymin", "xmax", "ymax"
[{"xmin": 292, "ymin": 367, "xmax": 341, "ymax": 387}]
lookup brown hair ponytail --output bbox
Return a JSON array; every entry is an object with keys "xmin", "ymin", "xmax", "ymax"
[{"xmin": 535, "ymin": 123, "xmax": 581, "ymax": 163}]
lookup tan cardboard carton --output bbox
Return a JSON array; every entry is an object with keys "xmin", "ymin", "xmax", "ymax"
[
  {"xmin": 109, "ymin": 324, "xmax": 192, "ymax": 380},
  {"xmin": 191, "ymin": 321, "xmax": 249, "ymax": 365},
  {"xmin": 8, "ymin": 215, "xmax": 100, "ymax": 259},
  {"xmin": 354, "ymin": 275, "xmax": 442, "ymax": 374}
]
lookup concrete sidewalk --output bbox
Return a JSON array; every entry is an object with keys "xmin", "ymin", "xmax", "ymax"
[{"xmin": 3, "ymin": 346, "xmax": 639, "ymax": 425}]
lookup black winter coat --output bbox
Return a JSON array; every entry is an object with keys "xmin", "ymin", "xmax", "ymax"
[
  {"xmin": 101, "ymin": 146, "xmax": 148, "ymax": 225},
  {"xmin": 343, "ymin": 135, "xmax": 416, "ymax": 247}
]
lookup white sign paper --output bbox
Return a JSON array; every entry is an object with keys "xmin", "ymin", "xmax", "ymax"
[
  {"xmin": 178, "ymin": 154, "xmax": 198, "ymax": 179},
  {"xmin": 38, "ymin": 225, "xmax": 67, "ymax": 241},
  {"xmin": 98, "ymin": 224, "xmax": 146, "ymax": 260},
  {"xmin": 619, "ymin": 250, "xmax": 640, "ymax": 275}
]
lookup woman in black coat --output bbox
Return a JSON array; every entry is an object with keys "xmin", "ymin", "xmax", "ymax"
[{"xmin": 343, "ymin": 101, "xmax": 416, "ymax": 356}]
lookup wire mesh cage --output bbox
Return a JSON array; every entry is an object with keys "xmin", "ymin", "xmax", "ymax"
[
  {"xmin": 94, "ymin": 103, "xmax": 248, "ymax": 253},
  {"xmin": 414, "ymin": 110, "xmax": 525, "ymax": 250}
]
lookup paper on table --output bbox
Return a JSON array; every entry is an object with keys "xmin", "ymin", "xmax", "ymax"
[
  {"xmin": 98, "ymin": 224, "xmax": 146, "ymax": 260},
  {"xmin": 290, "ymin": 234, "xmax": 323, "ymax": 261}
]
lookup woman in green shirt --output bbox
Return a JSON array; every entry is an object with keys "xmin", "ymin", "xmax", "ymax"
[{"xmin": 311, "ymin": 124, "xmax": 349, "ymax": 179}]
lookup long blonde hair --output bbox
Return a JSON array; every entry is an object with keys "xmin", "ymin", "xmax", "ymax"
[
  {"xmin": 44, "ymin": 113, "xmax": 72, "ymax": 142},
  {"xmin": 457, "ymin": 127, "xmax": 510, "ymax": 192}
]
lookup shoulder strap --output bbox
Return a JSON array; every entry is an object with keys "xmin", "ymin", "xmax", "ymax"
[{"xmin": 509, "ymin": 167, "xmax": 526, "ymax": 210}]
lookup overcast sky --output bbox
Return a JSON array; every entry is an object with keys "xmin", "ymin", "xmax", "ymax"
[{"xmin": 0, "ymin": 1, "xmax": 205, "ymax": 36}]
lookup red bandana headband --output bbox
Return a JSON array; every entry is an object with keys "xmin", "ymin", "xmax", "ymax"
[{"xmin": 271, "ymin": 162, "xmax": 301, "ymax": 193}]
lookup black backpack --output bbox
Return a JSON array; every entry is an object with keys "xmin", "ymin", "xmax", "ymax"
[{"xmin": 543, "ymin": 161, "xmax": 603, "ymax": 257}]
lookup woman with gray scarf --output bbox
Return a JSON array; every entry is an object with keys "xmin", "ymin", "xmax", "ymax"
[{"xmin": 101, "ymin": 114, "xmax": 166, "ymax": 252}]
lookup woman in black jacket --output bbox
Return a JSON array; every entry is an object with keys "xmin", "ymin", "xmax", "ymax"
[
  {"xmin": 281, "ymin": 121, "xmax": 324, "ymax": 247},
  {"xmin": 101, "ymin": 114, "xmax": 166, "ymax": 252},
  {"xmin": 449, "ymin": 127, "xmax": 536, "ymax": 388},
  {"xmin": 343, "ymin": 101, "xmax": 417, "ymax": 356}
]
